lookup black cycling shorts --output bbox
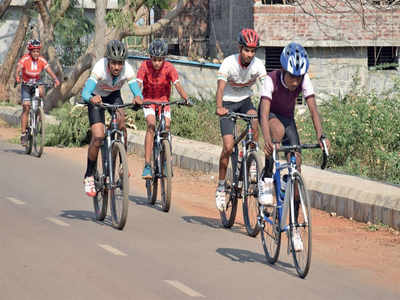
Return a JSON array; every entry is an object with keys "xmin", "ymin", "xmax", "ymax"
[
  {"xmin": 87, "ymin": 90, "xmax": 123, "ymax": 126},
  {"xmin": 258, "ymin": 109, "xmax": 301, "ymax": 148},
  {"xmin": 219, "ymin": 97, "xmax": 256, "ymax": 136}
]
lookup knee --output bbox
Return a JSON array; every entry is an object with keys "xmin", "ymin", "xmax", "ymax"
[
  {"xmin": 91, "ymin": 134, "xmax": 104, "ymax": 148},
  {"xmin": 146, "ymin": 123, "xmax": 155, "ymax": 134},
  {"xmin": 222, "ymin": 144, "xmax": 233, "ymax": 157},
  {"xmin": 22, "ymin": 105, "xmax": 30, "ymax": 113}
]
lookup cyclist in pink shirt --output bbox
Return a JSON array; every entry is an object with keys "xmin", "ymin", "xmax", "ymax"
[{"xmin": 136, "ymin": 39, "xmax": 189, "ymax": 179}]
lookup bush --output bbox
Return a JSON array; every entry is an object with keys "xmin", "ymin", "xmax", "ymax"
[
  {"xmin": 297, "ymin": 78, "xmax": 400, "ymax": 185},
  {"xmin": 46, "ymin": 103, "xmax": 90, "ymax": 147}
]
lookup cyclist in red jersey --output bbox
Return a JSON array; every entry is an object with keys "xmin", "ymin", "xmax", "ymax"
[
  {"xmin": 15, "ymin": 39, "xmax": 60, "ymax": 146},
  {"xmin": 136, "ymin": 39, "xmax": 189, "ymax": 179}
]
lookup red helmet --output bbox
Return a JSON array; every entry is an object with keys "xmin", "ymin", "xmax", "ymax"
[
  {"xmin": 238, "ymin": 29, "xmax": 260, "ymax": 48},
  {"xmin": 27, "ymin": 39, "xmax": 41, "ymax": 50}
]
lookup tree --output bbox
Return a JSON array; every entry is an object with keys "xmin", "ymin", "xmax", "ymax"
[
  {"xmin": 0, "ymin": 0, "xmax": 189, "ymax": 110},
  {"xmin": 0, "ymin": 0, "xmax": 33, "ymax": 102},
  {"xmin": 0, "ymin": 0, "xmax": 12, "ymax": 19}
]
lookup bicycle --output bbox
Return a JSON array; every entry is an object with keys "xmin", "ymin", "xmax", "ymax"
[
  {"xmin": 259, "ymin": 138, "xmax": 328, "ymax": 278},
  {"xmin": 219, "ymin": 112, "xmax": 263, "ymax": 237},
  {"xmin": 143, "ymin": 100, "xmax": 192, "ymax": 212},
  {"xmin": 16, "ymin": 80, "xmax": 51, "ymax": 157},
  {"xmin": 82, "ymin": 102, "xmax": 134, "ymax": 230}
]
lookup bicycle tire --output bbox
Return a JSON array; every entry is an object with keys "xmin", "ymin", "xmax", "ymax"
[
  {"xmin": 109, "ymin": 142, "xmax": 129, "ymax": 230},
  {"xmin": 243, "ymin": 152, "xmax": 262, "ymax": 237},
  {"xmin": 160, "ymin": 139, "xmax": 172, "ymax": 212},
  {"xmin": 219, "ymin": 156, "xmax": 238, "ymax": 228},
  {"xmin": 260, "ymin": 177, "xmax": 281, "ymax": 264},
  {"xmin": 146, "ymin": 150, "xmax": 158, "ymax": 205},
  {"xmin": 288, "ymin": 172, "xmax": 312, "ymax": 278},
  {"xmin": 33, "ymin": 107, "xmax": 45, "ymax": 157},
  {"xmin": 93, "ymin": 146, "xmax": 108, "ymax": 221},
  {"xmin": 24, "ymin": 116, "xmax": 33, "ymax": 155}
]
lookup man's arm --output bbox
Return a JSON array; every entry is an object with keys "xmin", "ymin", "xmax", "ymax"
[
  {"xmin": 45, "ymin": 66, "xmax": 60, "ymax": 87},
  {"xmin": 306, "ymin": 96, "xmax": 330, "ymax": 150},
  {"xmin": 128, "ymin": 79, "xmax": 143, "ymax": 105},
  {"xmin": 260, "ymin": 97, "xmax": 273, "ymax": 155},
  {"xmin": 174, "ymin": 81, "xmax": 188, "ymax": 102},
  {"xmin": 15, "ymin": 63, "xmax": 22, "ymax": 83},
  {"xmin": 216, "ymin": 79, "xmax": 228, "ymax": 116}
]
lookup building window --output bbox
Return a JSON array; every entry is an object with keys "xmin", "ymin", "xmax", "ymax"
[
  {"xmin": 168, "ymin": 44, "xmax": 180, "ymax": 56},
  {"xmin": 265, "ymin": 46, "xmax": 305, "ymax": 105},
  {"xmin": 368, "ymin": 47, "xmax": 398, "ymax": 70},
  {"xmin": 261, "ymin": 0, "xmax": 295, "ymax": 4}
]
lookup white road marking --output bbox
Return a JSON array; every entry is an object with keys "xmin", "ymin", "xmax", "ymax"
[
  {"xmin": 98, "ymin": 244, "xmax": 127, "ymax": 256},
  {"xmin": 6, "ymin": 197, "xmax": 25, "ymax": 205},
  {"xmin": 164, "ymin": 280, "xmax": 205, "ymax": 298},
  {"xmin": 46, "ymin": 217, "xmax": 70, "ymax": 227}
]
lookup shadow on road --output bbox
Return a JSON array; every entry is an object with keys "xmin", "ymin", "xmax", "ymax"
[
  {"xmin": 182, "ymin": 215, "xmax": 248, "ymax": 236},
  {"xmin": 128, "ymin": 195, "xmax": 165, "ymax": 212},
  {"xmin": 59, "ymin": 209, "xmax": 112, "ymax": 227},
  {"xmin": 216, "ymin": 247, "xmax": 297, "ymax": 278},
  {"xmin": 2, "ymin": 148, "xmax": 27, "ymax": 155}
]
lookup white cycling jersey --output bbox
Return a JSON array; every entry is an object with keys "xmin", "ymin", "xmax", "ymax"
[
  {"xmin": 90, "ymin": 58, "xmax": 136, "ymax": 97},
  {"xmin": 217, "ymin": 54, "xmax": 267, "ymax": 102}
]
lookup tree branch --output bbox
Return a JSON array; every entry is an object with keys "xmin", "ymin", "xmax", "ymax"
[{"xmin": 0, "ymin": 0, "xmax": 12, "ymax": 19}]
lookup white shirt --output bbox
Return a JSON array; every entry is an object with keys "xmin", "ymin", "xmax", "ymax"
[
  {"xmin": 90, "ymin": 58, "xmax": 136, "ymax": 97},
  {"xmin": 217, "ymin": 54, "xmax": 267, "ymax": 102}
]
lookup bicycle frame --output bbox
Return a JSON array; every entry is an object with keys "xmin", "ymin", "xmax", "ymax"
[{"xmin": 228, "ymin": 113, "xmax": 259, "ymax": 198}]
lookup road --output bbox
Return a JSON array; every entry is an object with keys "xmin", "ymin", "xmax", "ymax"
[{"xmin": 0, "ymin": 139, "xmax": 398, "ymax": 300}]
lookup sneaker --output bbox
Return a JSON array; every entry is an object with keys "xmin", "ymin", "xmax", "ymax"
[
  {"xmin": 249, "ymin": 162, "xmax": 257, "ymax": 183},
  {"xmin": 292, "ymin": 229, "xmax": 304, "ymax": 252},
  {"xmin": 142, "ymin": 164, "xmax": 152, "ymax": 179},
  {"xmin": 84, "ymin": 176, "xmax": 96, "ymax": 197},
  {"xmin": 20, "ymin": 133, "xmax": 28, "ymax": 146},
  {"xmin": 258, "ymin": 178, "xmax": 274, "ymax": 206},
  {"xmin": 215, "ymin": 189, "xmax": 226, "ymax": 212}
]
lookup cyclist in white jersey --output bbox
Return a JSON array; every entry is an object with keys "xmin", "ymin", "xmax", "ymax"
[
  {"xmin": 81, "ymin": 40, "xmax": 143, "ymax": 197},
  {"xmin": 215, "ymin": 28, "xmax": 267, "ymax": 211}
]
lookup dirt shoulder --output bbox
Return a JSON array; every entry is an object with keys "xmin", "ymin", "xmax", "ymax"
[{"xmin": 1, "ymin": 121, "xmax": 399, "ymax": 292}]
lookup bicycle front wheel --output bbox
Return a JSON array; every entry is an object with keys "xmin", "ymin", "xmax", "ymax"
[
  {"xmin": 146, "ymin": 149, "xmax": 158, "ymax": 205},
  {"xmin": 289, "ymin": 172, "xmax": 312, "ymax": 278},
  {"xmin": 33, "ymin": 107, "xmax": 45, "ymax": 157},
  {"xmin": 260, "ymin": 177, "xmax": 281, "ymax": 264},
  {"xmin": 93, "ymin": 146, "xmax": 108, "ymax": 221},
  {"xmin": 219, "ymin": 157, "xmax": 238, "ymax": 228},
  {"xmin": 24, "ymin": 118, "xmax": 33, "ymax": 155},
  {"xmin": 109, "ymin": 142, "xmax": 129, "ymax": 230},
  {"xmin": 160, "ymin": 139, "xmax": 172, "ymax": 212},
  {"xmin": 243, "ymin": 152, "xmax": 262, "ymax": 237}
]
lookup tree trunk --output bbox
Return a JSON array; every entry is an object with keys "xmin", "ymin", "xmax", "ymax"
[
  {"xmin": 0, "ymin": 1, "xmax": 32, "ymax": 102},
  {"xmin": 94, "ymin": 0, "xmax": 107, "ymax": 61},
  {"xmin": 0, "ymin": 0, "xmax": 12, "ymax": 19}
]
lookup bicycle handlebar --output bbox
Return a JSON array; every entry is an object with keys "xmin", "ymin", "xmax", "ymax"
[
  {"xmin": 274, "ymin": 138, "xmax": 329, "ymax": 170},
  {"xmin": 220, "ymin": 112, "xmax": 258, "ymax": 121},
  {"xmin": 14, "ymin": 80, "xmax": 53, "ymax": 89},
  {"xmin": 141, "ymin": 99, "xmax": 193, "ymax": 107}
]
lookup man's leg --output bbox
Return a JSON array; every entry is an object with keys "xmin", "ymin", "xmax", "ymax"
[{"xmin": 142, "ymin": 114, "xmax": 156, "ymax": 179}]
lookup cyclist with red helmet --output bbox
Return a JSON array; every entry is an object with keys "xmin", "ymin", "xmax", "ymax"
[
  {"xmin": 215, "ymin": 28, "xmax": 267, "ymax": 211},
  {"xmin": 257, "ymin": 43, "xmax": 330, "ymax": 249},
  {"xmin": 15, "ymin": 39, "xmax": 60, "ymax": 146}
]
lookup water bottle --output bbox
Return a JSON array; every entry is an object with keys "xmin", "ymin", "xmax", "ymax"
[
  {"xmin": 32, "ymin": 98, "xmax": 38, "ymax": 111},
  {"xmin": 280, "ymin": 174, "xmax": 288, "ymax": 200},
  {"xmin": 237, "ymin": 150, "xmax": 243, "ymax": 189}
]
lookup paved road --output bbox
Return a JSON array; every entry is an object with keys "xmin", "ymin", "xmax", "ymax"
[{"xmin": 0, "ymin": 140, "xmax": 398, "ymax": 300}]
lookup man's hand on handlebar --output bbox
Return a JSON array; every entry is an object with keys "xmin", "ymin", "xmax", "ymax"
[
  {"xmin": 216, "ymin": 106, "xmax": 228, "ymax": 116},
  {"xmin": 54, "ymin": 79, "xmax": 61, "ymax": 88},
  {"xmin": 133, "ymin": 95, "xmax": 143, "ymax": 105},
  {"xmin": 90, "ymin": 95, "xmax": 102, "ymax": 105}
]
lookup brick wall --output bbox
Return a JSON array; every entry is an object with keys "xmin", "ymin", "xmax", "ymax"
[{"xmin": 254, "ymin": 1, "xmax": 400, "ymax": 47}]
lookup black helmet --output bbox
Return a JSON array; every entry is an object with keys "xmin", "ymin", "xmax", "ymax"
[
  {"xmin": 106, "ymin": 40, "xmax": 127, "ymax": 62},
  {"xmin": 149, "ymin": 39, "xmax": 168, "ymax": 57}
]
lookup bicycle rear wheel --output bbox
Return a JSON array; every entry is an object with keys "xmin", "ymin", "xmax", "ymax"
[
  {"xmin": 243, "ymin": 152, "xmax": 262, "ymax": 237},
  {"xmin": 109, "ymin": 142, "xmax": 129, "ymax": 230},
  {"xmin": 93, "ymin": 147, "xmax": 108, "ymax": 221},
  {"xmin": 160, "ymin": 139, "xmax": 172, "ymax": 212},
  {"xmin": 146, "ymin": 150, "xmax": 158, "ymax": 205},
  {"xmin": 260, "ymin": 177, "xmax": 281, "ymax": 264},
  {"xmin": 219, "ymin": 157, "xmax": 238, "ymax": 228},
  {"xmin": 288, "ymin": 173, "xmax": 312, "ymax": 278},
  {"xmin": 33, "ymin": 107, "xmax": 45, "ymax": 157}
]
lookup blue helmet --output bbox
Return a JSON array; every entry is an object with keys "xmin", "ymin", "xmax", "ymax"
[{"xmin": 280, "ymin": 42, "xmax": 309, "ymax": 76}]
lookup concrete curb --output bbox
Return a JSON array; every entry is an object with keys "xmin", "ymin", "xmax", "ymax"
[{"xmin": 1, "ymin": 106, "xmax": 399, "ymax": 230}]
